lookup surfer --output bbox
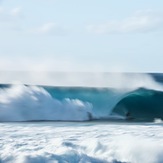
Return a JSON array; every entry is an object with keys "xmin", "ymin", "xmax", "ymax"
[
  {"xmin": 125, "ymin": 111, "xmax": 133, "ymax": 120},
  {"xmin": 88, "ymin": 112, "xmax": 93, "ymax": 121},
  {"xmin": 126, "ymin": 111, "xmax": 130, "ymax": 117}
]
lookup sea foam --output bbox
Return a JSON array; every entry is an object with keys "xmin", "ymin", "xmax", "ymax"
[{"xmin": 0, "ymin": 123, "xmax": 163, "ymax": 163}]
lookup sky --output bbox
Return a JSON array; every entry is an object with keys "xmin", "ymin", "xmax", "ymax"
[{"xmin": 0, "ymin": 0, "xmax": 163, "ymax": 74}]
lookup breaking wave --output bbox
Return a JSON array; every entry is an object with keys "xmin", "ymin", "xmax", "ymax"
[
  {"xmin": 0, "ymin": 73, "xmax": 163, "ymax": 122},
  {"xmin": 113, "ymin": 88, "xmax": 163, "ymax": 121},
  {"xmin": 0, "ymin": 85, "xmax": 92, "ymax": 121}
]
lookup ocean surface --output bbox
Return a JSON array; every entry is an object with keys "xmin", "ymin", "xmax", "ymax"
[{"xmin": 0, "ymin": 73, "xmax": 163, "ymax": 163}]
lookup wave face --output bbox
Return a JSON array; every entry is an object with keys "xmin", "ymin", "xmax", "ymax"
[{"xmin": 0, "ymin": 73, "xmax": 163, "ymax": 122}]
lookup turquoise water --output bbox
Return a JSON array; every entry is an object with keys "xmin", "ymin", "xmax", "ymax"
[{"xmin": 0, "ymin": 84, "xmax": 163, "ymax": 122}]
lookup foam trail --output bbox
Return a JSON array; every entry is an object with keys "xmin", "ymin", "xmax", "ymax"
[{"xmin": 0, "ymin": 85, "xmax": 92, "ymax": 121}]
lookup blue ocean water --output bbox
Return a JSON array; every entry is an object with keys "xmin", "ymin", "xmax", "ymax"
[{"xmin": 0, "ymin": 73, "xmax": 163, "ymax": 162}]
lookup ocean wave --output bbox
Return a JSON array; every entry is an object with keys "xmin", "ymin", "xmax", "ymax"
[
  {"xmin": 113, "ymin": 88, "xmax": 163, "ymax": 121},
  {"xmin": 0, "ymin": 73, "xmax": 163, "ymax": 122},
  {"xmin": 0, "ymin": 85, "xmax": 92, "ymax": 121}
]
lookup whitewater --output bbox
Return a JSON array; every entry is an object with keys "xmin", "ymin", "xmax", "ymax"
[
  {"xmin": 0, "ymin": 122, "xmax": 163, "ymax": 163},
  {"xmin": 0, "ymin": 73, "xmax": 163, "ymax": 163}
]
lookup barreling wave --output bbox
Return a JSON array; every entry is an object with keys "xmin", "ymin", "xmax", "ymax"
[
  {"xmin": 0, "ymin": 73, "xmax": 163, "ymax": 122},
  {"xmin": 113, "ymin": 88, "xmax": 163, "ymax": 121}
]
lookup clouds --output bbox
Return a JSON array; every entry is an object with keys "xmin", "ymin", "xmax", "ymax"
[
  {"xmin": 0, "ymin": 6, "xmax": 23, "ymax": 30},
  {"xmin": 0, "ymin": 6, "xmax": 66, "ymax": 35},
  {"xmin": 10, "ymin": 7, "xmax": 22, "ymax": 17},
  {"xmin": 31, "ymin": 10, "xmax": 163, "ymax": 36},
  {"xmin": 0, "ymin": 6, "xmax": 162, "ymax": 35},
  {"xmin": 0, "ymin": 6, "xmax": 22, "ymax": 20},
  {"xmin": 0, "ymin": 6, "xmax": 66, "ymax": 36},
  {"xmin": 31, "ymin": 22, "xmax": 66, "ymax": 36},
  {"xmin": 0, "ymin": 0, "xmax": 163, "ymax": 74},
  {"xmin": 87, "ymin": 11, "xmax": 163, "ymax": 34},
  {"xmin": 36, "ymin": 23, "xmax": 58, "ymax": 34}
]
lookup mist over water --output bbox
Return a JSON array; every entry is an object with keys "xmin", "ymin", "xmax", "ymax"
[{"xmin": 0, "ymin": 72, "xmax": 162, "ymax": 88}]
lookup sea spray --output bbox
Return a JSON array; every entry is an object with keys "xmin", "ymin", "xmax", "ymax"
[{"xmin": 0, "ymin": 85, "xmax": 92, "ymax": 121}]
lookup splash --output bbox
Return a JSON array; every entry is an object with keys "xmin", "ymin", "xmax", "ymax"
[{"xmin": 0, "ymin": 85, "xmax": 92, "ymax": 121}]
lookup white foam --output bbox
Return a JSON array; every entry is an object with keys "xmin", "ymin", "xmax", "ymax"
[
  {"xmin": 154, "ymin": 118, "xmax": 163, "ymax": 123},
  {"xmin": 0, "ymin": 85, "xmax": 92, "ymax": 121},
  {"xmin": 0, "ymin": 123, "xmax": 163, "ymax": 163}
]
